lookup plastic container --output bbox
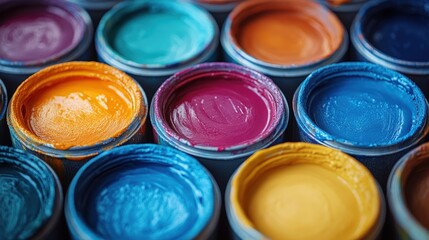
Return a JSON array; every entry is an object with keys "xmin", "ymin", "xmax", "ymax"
[
  {"xmin": 222, "ymin": 0, "xmax": 348, "ymax": 104},
  {"xmin": 65, "ymin": 144, "xmax": 221, "ymax": 240},
  {"xmin": 294, "ymin": 62, "xmax": 429, "ymax": 188},
  {"xmin": 151, "ymin": 62, "xmax": 288, "ymax": 191},
  {"xmin": 7, "ymin": 62, "xmax": 148, "ymax": 186},
  {"xmin": 351, "ymin": 0, "xmax": 429, "ymax": 96},
  {"xmin": 226, "ymin": 142, "xmax": 385, "ymax": 240},
  {"xmin": 0, "ymin": 0, "xmax": 93, "ymax": 96},
  {"xmin": 96, "ymin": 1, "xmax": 218, "ymax": 102},
  {"xmin": 0, "ymin": 146, "xmax": 63, "ymax": 239},
  {"xmin": 388, "ymin": 143, "xmax": 429, "ymax": 239}
]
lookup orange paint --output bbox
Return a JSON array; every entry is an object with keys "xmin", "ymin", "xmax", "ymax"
[
  {"xmin": 230, "ymin": 0, "xmax": 344, "ymax": 65},
  {"xmin": 9, "ymin": 62, "xmax": 143, "ymax": 150}
]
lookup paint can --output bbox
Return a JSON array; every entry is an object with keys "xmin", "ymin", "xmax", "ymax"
[
  {"xmin": 0, "ymin": 79, "xmax": 9, "ymax": 146},
  {"xmin": 0, "ymin": 146, "xmax": 63, "ymax": 240},
  {"xmin": 221, "ymin": 0, "xmax": 348, "ymax": 104},
  {"xmin": 388, "ymin": 143, "xmax": 429, "ymax": 239},
  {"xmin": 96, "ymin": 1, "xmax": 218, "ymax": 102},
  {"xmin": 67, "ymin": 0, "xmax": 123, "ymax": 27},
  {"xmin": 7, "ymin": 62, "xmax": 148, "ymax": 186},
  {"xmin": 65, "ymin": 144, "xmax": 221, "ymax": 240},
  {"xmin": 226, "ymin": 142, "xmax": 385, "ymax": 240},
  {"xmin": 294, "ymin": 62, "xmax": 429, "ymax": 188},
  {"xmin": 351, "ymin": 0, "xmax": 429, "ymax": 96},
  {"xmin": 151, "ymin": 62, "xmax": 288, "ymax": 191},
  {"xmin": 0, "ymin": 0, "xmax": 93, "ymax": 97}
]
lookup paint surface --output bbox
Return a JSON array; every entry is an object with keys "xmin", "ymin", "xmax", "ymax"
[
  {"xmin": 10, "ymin": 62, "xmax": 142, "ymax": 150},
  {"xmin": 0, "ymin": 148, "xmax": 55, "ymax": 240},
  {"xmin": 0, "ymin": 5, "xmax": 82, "ymax": 62},
  {"xmin": 165, "ymin": 72, "xmax": 279, "ymax": 148},
  {"xmin": 108, "ymin": 5, "xmax": 208, "ymax": 65},
  {"xmin": 308, "ymin": 76, "xmax": 416, "ymax": 145},
  {"xmin": 364, "ymin": 6, "xmax": 429, "ymax": 62},
  {"xmin": 72, "ymin": 145, "xmax": 214, "ymax": 239},
  {"xmin": 405, "ymin": 161, "xmax": 429, "ymax": 229},
  {"xmin": 231, "ymin": 143, "xmax": 380, "ymax": 239},
  {"xmin": 232, "ymin": 1, "xmax": 343, "ymax": 65}
]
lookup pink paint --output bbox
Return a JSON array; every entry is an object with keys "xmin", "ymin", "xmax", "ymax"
[
  {"xmin": 0, "ymin": 5, "xmax": 83, "ymax": 63},
  {"xmin": 157, "ymin": 63, "xmax": 284, "ymax": 149}
]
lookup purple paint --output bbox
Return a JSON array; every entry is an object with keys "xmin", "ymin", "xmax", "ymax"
[
  {"xmin": 153, "ymin": 62, "xmax": 285, "ymax": 149},
  {"xmin": 0, "ymin": 5, "xmax": 84, "ymax": 63}
]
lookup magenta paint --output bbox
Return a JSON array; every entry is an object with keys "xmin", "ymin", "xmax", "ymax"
[
  {"xmin": 154, "ymin": 63, "xmax": 284, "ymax": 150},
  {"xmin": 0, "ymin": 4, "xmax": 84, "ymax": 63}
]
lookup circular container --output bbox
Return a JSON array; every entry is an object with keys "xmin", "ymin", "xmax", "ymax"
[
  {"xmin": 96, "ymin": 1, "xmax": 218, "ymax": 102},
  {"xmin": 226, "ymin": 142, "xmax": 385, "ymax": 240},
  {"xmin": 151, "ymin": 62, "xmax": 288, "ymax": 191},
  {"xmin": 185, "ymin": 0, "xmax": 243, "ymax": 27},
  {"xmin": 294, "ymin": 62, "xmax": 429, "ymax": 188},
  {"xmin": 0, "ymin": 146, "xmax": 63, "ymax": 239},
  {"xmin": 67, "ymin": 0, "xmax": 123, "ymax": 27},
  {"xmin": 319, "ymin": 0, "xmax": 368, "ymax": 30},
  {"xmin": 222, "ymin": 0, "xmax": 348, "ymax": 104},
  {"xmin": 8, "ymin": 62, "xmax": 148, "ymax": 185},
  {"xmin": 0, "ymin": 0, "xmax": 93, "ymax": 96},
  {"xmin": 66, "ymin": 144, "xmax": 221, "ymax": 240},
  {"xmin": 0, "ymin": 79, "xmax": 9, "ymax": 146},
  {"xmin": 351, "ymin": 0, "xmax": 429, "ymax": 95},
  {"xmin": 388, "ymin": 143, "xmax": 429, "ymax": 239}
]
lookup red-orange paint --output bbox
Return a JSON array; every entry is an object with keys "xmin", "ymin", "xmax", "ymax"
[{"xmin": 230, "ymin": 0, "xmax": 344, "ymax": 65}]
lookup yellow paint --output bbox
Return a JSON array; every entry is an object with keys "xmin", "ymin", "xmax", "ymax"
[
  {"xmin": 231, "ymin": 142, "xmax": 380, "ymax": 239},
  {"xmin": 9, "ymin": 62, "xmax": 143, "ymax": 150}
]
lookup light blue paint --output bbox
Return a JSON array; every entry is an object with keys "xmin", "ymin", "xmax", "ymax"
[
  {"xmin": 0, "ymin": 146, "xmax": 56, "ymax": 240},
  {"xmin": 66, "ymin": 144, "xmax": 215, "ymax": 240},
  {"xmin": 104, "ymin": 1, "xmax": 214, "ymax": 65},
  {"xmin": 295, "ymin": 62, "xmax": 427, "ymax": 148}
]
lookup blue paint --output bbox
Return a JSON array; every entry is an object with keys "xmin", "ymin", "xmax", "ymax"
[
  {"xmin": 66, "ymin": 144, "xmax": 215, "ymax": 240},
  {"xmin": 0, "ymin": 146, "xmax": 57, "ymax": 239},
  {"xmin": 102, "ymin": 1, "xmax": 215, "ymax": 65},
  {"xmin": 295, "ymin": 62, "xmax": 428, "ymax": 149},
  {"xmin": 363, "ymin": 3, "xmax": 429, "ymax": 62}
]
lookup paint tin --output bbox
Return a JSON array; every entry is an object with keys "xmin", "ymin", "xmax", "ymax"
[
  {"xmin": 96, "ymin": 1, "xmax": 218, "ymax": 102},
  {"xmin": 351, "ymin": 0, "xmax": 429, "ymax": 95},
  {"xmin": 67, "ymin": 0, "xmax": 122, "ymax": 27},
  {"xmin": 65, "ymin": 144, "xmax": 220, "ymax": 240},
  {"xmin": 0, "ymin": 146, "xmax": 63, "ymax": 240},
  {"xmin": 151, "ymin": 62, "xmax": 288, "ymax": 191},
  {"xmin": 185, "ymin": 0, "xmax": 242, "ymax": 27},
  {"xmin": 7, "ymin": 62, "xmax": 148, "ymax": 186},
  {"xmin": 319, "ymin": 0, "xmax": 368, "ymax": 30},
  {"xmin": 0, "ymin": 79, "xmax": 9, "ymax": 146},
  {"xmin": 388, "ymin": 143, "xmax": 429, "ymax": 239},
  {"xmin": 294, "ymin": 62, "xmax": 429, "ymax": 188},
  {"xmin": 226, "ymin": 142, "xmax": 385, "ymax": 239},
  {"xmin": 0, "ymin": 0, "xmax": 93, "ymax": 96},
  {"xmin": 222, "ymin": 0, "xmax": 348, "ymax": 104}
]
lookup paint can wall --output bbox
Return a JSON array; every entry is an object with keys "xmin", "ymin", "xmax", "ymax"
[
  {"xmin": 226, "ymin": 142, "xmax": 385, "ymax": 240},
  {"xmin": 319, "ymin": 0, "xmax": 368, "ymax": 30},
  {"xmin": 96, "ymin": 1, "xmax": 219, "ymax": 103},
  {"xmin": 221, "ymin": 0, "xmax": 348, "ymax": 105},
  {"xmin": 66, "ymin": 0, "xmax": 123, "ymax": 28},
  {"xmin": 150, "ymin": 62, "xmax": 289, "ymax": 192},
  {"xmin": 65, "ymin": 144, "xmax": 221, "ymax": 240},
  {"xmin": 185, "ymin": 0, "xmax": 242, "ymax": 27},
  {"xmin": 388, "ymin": 143, "xmax": 429, "ymax": 239},
  {"xmin": 351, "ymin": 0, "xmax": 429, "ymax": 98},
  {"xmin": 0, "ymin": 146, "xmax": 64, "ymax": 240},
  {"xmin": 0, "ymin": 0, "xmax": 93, "ymax": 98},
  {"xmin": 0, "ymin": 80, "xmax": 9, "ymax": 146},
  {"xmin": 7, "ymin": 62, "xmax": 149, "ymax": 187},
  {"xmin": 294, "ymin": 62, "xmax": 429, "ymax": 189}
]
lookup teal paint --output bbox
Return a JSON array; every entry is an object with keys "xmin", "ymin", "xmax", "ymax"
[{"xmin": 105, "ymin": 2, "xmax": 213, "ymax": 65}]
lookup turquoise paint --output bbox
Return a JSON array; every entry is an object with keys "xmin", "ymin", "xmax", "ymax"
[
  {"xmin": 0, "ymin": 146, "xmax": 56, "ymax": 240},
  {"xmin": 66, "ymin": 144, "xmax": 215, "ymax": 240},
  {"xmin": 105, "ymin": 2, "xmax": 213, "ymax": 65}
]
